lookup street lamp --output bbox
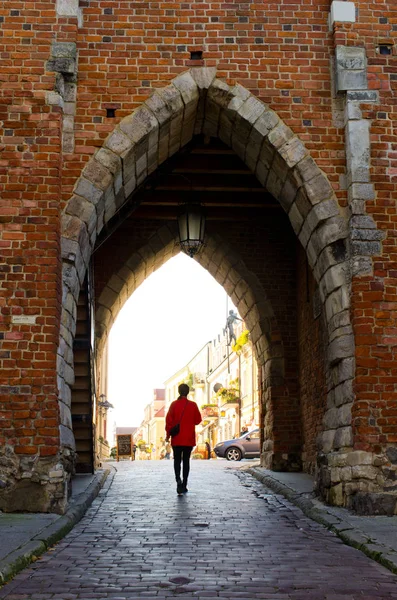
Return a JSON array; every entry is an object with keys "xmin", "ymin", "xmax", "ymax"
[
  {"xmin": 98, "ymin": 394, "xmax": 114, "ymax": 411},
  {"xmin": 177, "ymin": 203, "xmax": 206, "ymax": 258}
]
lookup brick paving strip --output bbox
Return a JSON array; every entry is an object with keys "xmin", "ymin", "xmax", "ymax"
[
  {"xmin": 247, "ymin": 467, "xmax": 397, "ymax": 576},
  {"xmin": 0, "ymin": 461, "xmax": 397, "ymax": 600}
]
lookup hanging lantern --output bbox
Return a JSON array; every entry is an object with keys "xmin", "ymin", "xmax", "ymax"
[{"xmin": 177, "ymin": 203, "xmax": 206, "ymax": 258}]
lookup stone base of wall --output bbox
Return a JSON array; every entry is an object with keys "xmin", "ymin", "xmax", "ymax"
[
  {"xmin": 0, "ymin": 478, "xmax": 69, "ymax": 514},
  {"xmin": 351, "ymin": 492, "xmax": 397, "ymax": 516},
  {"xmin": 261, "ymin": 451, "xmax": 302, "ymax": 472},
  {"xmin": 315, "ymin": 449, "xmax": 397, "ymax": 515},
  {"xmin": 0, "ymin": 451, "xmax": 73, "ymax": 514}
]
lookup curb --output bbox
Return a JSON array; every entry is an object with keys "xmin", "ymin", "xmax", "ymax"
[
  {"xmin": 0, "ymin": 468, "xmax": 110, "ymax": 586},
  {"xmin": 247, "ymin": 466, "xmax": 397, "ymax": 576}
]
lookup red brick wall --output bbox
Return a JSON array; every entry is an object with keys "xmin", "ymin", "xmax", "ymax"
[
  {"xmin": 0, "ymin": 1, "xmax": 62, "ymax": 458},
  {"xmin": 1, "ymin": 0, "xmax": 396, "ymax": 503},
  {"xmin": 332, "ymin": 18, "xmax": 397, "ymax": 461},
  {"xmin": 296, "ymin": 244, "xmax": 327, "ymax": 474},
  {"xmin": 62, "ymin": 0, "xmax": 345, "ymax": 202}
]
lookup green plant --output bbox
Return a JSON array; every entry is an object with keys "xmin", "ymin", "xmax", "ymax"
[
  {"xmin": 110, "ymin": 446, "xmax": 117, "ymax": 458},
  {"xmin": 201, "ymin": 403, "xmax": 218, "ymax": 409},
  {"xmin": 232, "ymin": 329, "xmax": 250, "ymax": 354},
  {"xmin": 215, "ymin": 379, "xmax": 240, "ymax": 404},
  {"xmin": 192, "ymin": 453, "xmax": 203, "ymax": 459},
  {"xmin": 137, "ymin": 439, "xmax": 146, "ymax": 447},
  {"xmin": 178, "ymin": 371, "xmax": 194, "ymax": 390}
]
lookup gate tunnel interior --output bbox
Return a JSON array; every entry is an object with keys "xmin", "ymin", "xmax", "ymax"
[
  {"xmin": 71, "ymin": 134, "xmax": 327, "ymax": 477},
  {"xmin": 61, "ymin": 69, "xmax": 353, "ymax": 495}
]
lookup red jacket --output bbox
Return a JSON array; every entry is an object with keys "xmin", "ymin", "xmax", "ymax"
[{"xmin": 165, "ymin": 396, "xmax": 202, "ymax": 447}]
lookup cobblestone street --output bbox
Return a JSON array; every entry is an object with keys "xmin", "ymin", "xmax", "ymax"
[{"xmin": 1, "ymin": 461, "xmax": 397, "ymax": 600}]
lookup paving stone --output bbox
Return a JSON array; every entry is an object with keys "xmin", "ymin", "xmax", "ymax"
[{"xmin": 1, "ymin": 462, "xmax": 397, "ymax": 599}]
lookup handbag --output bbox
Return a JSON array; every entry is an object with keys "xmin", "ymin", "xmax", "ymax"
[
  {"xmin": 169, "ymin": 400, "xmax": 188, "ymax": 437},
  {"xmin": 169, "ymin": 423, "xmax": 180, "ymax": 437}
]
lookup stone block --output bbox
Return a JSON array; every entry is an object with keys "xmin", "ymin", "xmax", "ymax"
[
  {"xmin": 353, "ymin": 492, "xmax": 397, "ymax": 516},
  {"xmin": 59, "ymin": 424, "xmax": 76, "ymax": 450},
  {"xmin": 352, "ymin": 465, "xmax": 378, "ymax": 480},
  {"xmin": 251, "ymin": 108, "xmax": 279, "ymax": 140},
  {"xmin": 347, "ymin": 451, "xmax": 373, "ymax": 466},
  {"xmin": 267, "ymin": 122, "xmax": 294, "ymax": 150},
  {"xmin": 190, "ymin": 66, "xmax": 217, "ymax": 90},
  {"xmin": 323, "ymin": 262, "xmax": 349, "ymax": 296},
  {"xmin": 278, "ymin": 136, "xmax": 308, "ymax": 169},
  {"xmin": 333, "ymin": 426, "xmax": 353, "ymax": 449},
  {"xmin": 329, "ymin": 1, "xmax": 355, "ymax": 28},
  {"xmin": 351, "ymin": 228, "xmax": 384, "ymax": 241},
  {"xmin": 328, "ymin": 333, "xmax": 355, "ymax": 365},
  {"xmin": 207, "ymin": 78, "xmax": 233, "ymax": 110},
  {"xmin": 95, "ymin": 148, "xmax": 122, "ymax": 175},
  {"xmin": 386, "ymin": 447, "xmax": 397, "ymax": 464},
  {"xmin": 224, "ymin": 84, "xmax": 251, "ymax": 122},
  {"xmin": 335, "ymin": 46, "xmax": 367, "ymax": 93},
  {"xmin": 266, "ymin": 170, "xmax": 283, "ymax": 200},
  {"xmin": 288, "ymin": 203, "xmax": 304, "ymax": 235},
  {"xmin": 307, "ymin": 198, "xmax": 340, "ymax": 232},
  {"xmin": 237, "ymin": 95, "xmax": 266, "ymax": 127},
  {"xmin": 328, "ymin": 482, "xmax": 344, "ymax": 506},
  {"xmin": 46, "ymin": 57, "xmax": 76, "ymax": 74},
  {"xmin": 345, "ymin": 99, "xmax": 362, "ymax": 121},
  {"xmin": 255, "ymin": 160, "xmax": 270, "ymax": 187},
  {"xmin": 346, "ymin": 119, "xmax": 371, "ymax": 184},
  {"xmin": 319, "ymin": 429, "xmax": 335, "ymax": 454},
  {"xmin": 335, "ymin": 358, "xmax": 355, "ymax": 386},
  {"xmin": 350, "ymin": 214, "xmax": 377, "ymax": 229},
  {"xmin": 351, "ymin": 240, "xmax": 382, "ymax": 256},
  {"xmin": 145, "ymin": 91, "xmax": 172, "ymax": 127},
  {"xmin": 296, "ymin": 155, "xmax": 320, "ymax": 182},
  {"xmin": 331, "ymin": 467, "xmax": 341, "ymax": 483},
  {"xmin": 279, "ymin": 177, "xmax": 299, "ymax": 213},
  {"xmin": 105, "ymin": 128, "xmax": 133, "ymax": 157},
  {"xmin": 304, "ymin": 173, "xmax": 334, "ymax": 205},
  {"xmin": 172, "ymin": 71, "xmax": 199, "ymax": 107},
  {"xmin": 120, "ymin": 106, "xmax": 159, "ymax": 145},
  {"xmin": 347, "ymin": 90, "xmax": 379, "ymax": 103},
  {"xmin": 98, "ymin": 286, "xmax": 118, "ymax": 310},
  {"xmin": 73, "ymin": 177, "xmax": 104, "ymax": 206},
  {"xmin": 65, "ymin": 196, "xmax": 96, "ymax": 236},
  {"xmin": 312, "ymin": 216, "xmax": 349, "ymax": 256}
]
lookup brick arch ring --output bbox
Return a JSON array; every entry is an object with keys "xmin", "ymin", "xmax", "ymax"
[{"xmin": 60, "ymin": 67, "xmax": 354, "ymax": 456}]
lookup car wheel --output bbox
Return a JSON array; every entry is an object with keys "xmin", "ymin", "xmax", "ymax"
[{"xmin": 225, "ymin": 447, "xmax": 242, "ymax": 461}]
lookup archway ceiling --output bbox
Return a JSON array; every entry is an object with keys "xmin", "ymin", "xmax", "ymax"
[{"xmin": 94, "ymin": 135, "xmax": 283, "ymax": 252}]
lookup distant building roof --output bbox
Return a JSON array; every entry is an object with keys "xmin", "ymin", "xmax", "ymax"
[
  {"xmin": 153, "ymin": 388, "xmax": 165, "ymax": 400},
  {"xmin": 116, "ymin": 427, "xmax": 138, "ymax": 436},
  {"xmin": 154, "ymin": 406, "xmax": 165, "ymax": 418}
]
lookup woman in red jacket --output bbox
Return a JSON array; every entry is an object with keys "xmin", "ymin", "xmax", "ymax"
[{"xmin": 165, "ymin": 383, "xmax": 202, "ymax": 495}]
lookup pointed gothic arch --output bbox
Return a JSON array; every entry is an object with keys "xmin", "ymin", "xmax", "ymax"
[{"xmin": 59, "ymin": 67, "xmax": 354, "ymax": 488}]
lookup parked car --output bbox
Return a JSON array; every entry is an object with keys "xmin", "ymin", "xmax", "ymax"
[{"xmin": 214, "ymin": 429, "xmax": 260, "ymax": 461}]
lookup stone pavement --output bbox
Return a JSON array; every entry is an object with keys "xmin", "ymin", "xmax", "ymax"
[
  {"xmin": 248, "ymin": 467, "xmax": 397, "ymax": 575},
  {"xmin": 0, "ymin": 470, "xmax": 108, "ymax": 585},
  {"xmin": 0, "ymin": 460, "xmax": 396, "ymax": 599}
]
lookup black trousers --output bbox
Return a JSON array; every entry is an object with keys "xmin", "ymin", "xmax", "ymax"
[{"xmin": 173, "ymin": 446, "xmax": 193, "ymax": 484}]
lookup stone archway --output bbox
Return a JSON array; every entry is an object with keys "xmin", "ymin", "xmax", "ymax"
[
  {"xmin": 60, "ymin": 67, "xmax": 354, "ymax": 504},
  {"xmin": 94, "ymin": 220, "xmax": 296, "ymax": 471}
]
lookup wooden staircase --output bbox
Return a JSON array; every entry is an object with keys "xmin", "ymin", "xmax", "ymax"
[{"xmin": 70, "ymin": 276, "xmax": 95, "ymax": 473}]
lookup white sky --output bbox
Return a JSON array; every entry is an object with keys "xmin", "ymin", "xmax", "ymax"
[{"xmin": 108, "ymin": 253, "xmax": 235, "ymax": 427}]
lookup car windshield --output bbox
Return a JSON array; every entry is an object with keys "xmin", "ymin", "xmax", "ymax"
[{"xmin": 239, "ymin": 430, "xmax": 257, "ymax": 438}]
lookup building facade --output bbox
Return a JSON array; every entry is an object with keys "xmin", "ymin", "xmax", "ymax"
[
  {"xmin": 164, "ymin": 320, "xmax": 259, "ymax": 452},
  {"xmin": 1, "ymin": 0, "xmax": 397, "ymax": 514},
  {"xmin": 134, "ymin": 388, "xmax": 165, "ymax": 460}
]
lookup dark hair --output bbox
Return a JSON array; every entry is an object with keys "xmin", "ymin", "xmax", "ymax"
[{"xmin": 178, "ymin": 383, "xmax": 189, "ymax": 397}]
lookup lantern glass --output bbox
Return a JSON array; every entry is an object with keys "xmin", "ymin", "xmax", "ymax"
[{"xmin": 178, "ymin": 204, "xmax": 206, "ymax": 258}]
